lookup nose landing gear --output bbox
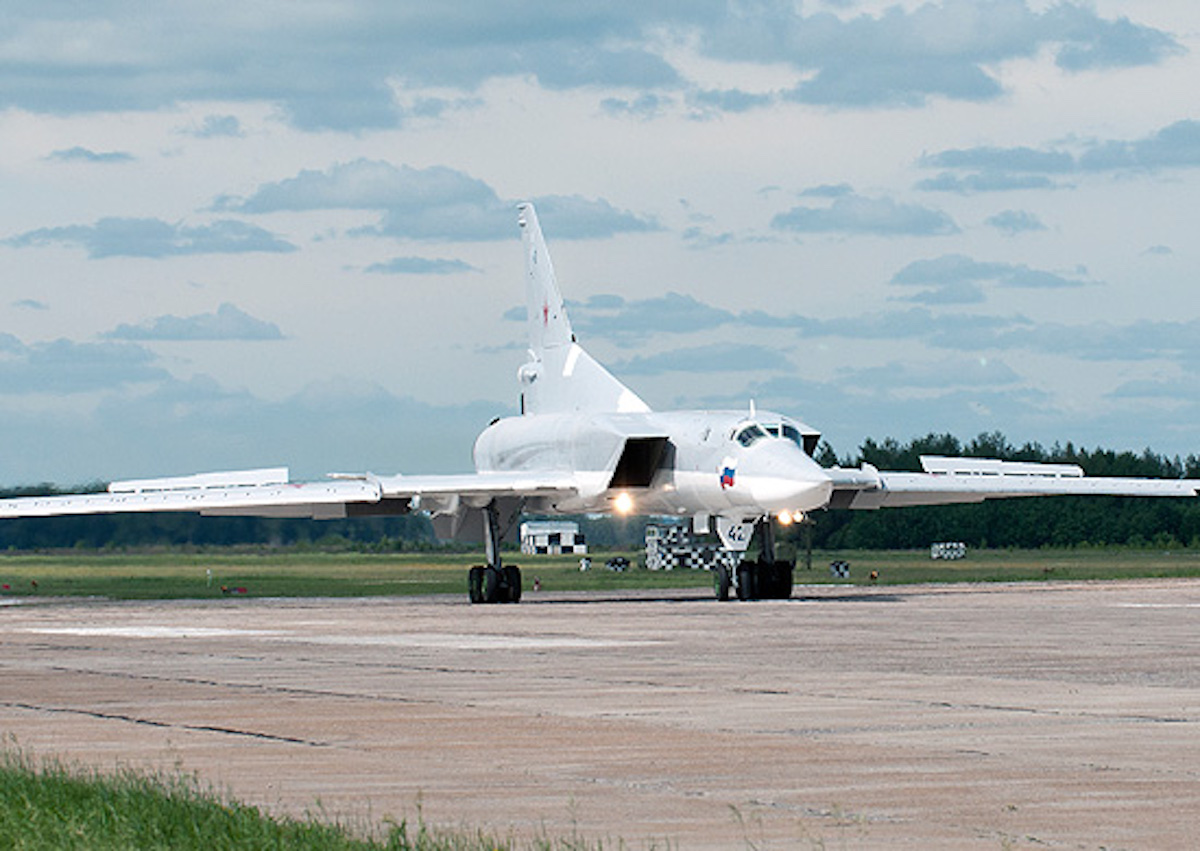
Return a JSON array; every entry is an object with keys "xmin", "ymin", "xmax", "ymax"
[{"xmin": 722, "ymin": 515, "xmax": 794, "ymax": 601}]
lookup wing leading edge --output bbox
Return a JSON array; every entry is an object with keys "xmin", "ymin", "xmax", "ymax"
[
  {"xmin": 0, "ymin": 468, "xmax": 581, "ymax": 521},
  {"xmin": 0, "ymin": 468, "xmax": 384, "ymax": 520},
  {"xmin": 827, "ymin": 455, "xmax": 1200, "ymax": 509}
]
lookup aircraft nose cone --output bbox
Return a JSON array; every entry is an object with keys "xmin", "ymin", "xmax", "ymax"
[
  {"xmin": 743, "ymin": 450, "xmax": 833, "ymax": 514},
  {"xmin": 750, "ymin": 473, "xmax": 832, "ymax": 514}
]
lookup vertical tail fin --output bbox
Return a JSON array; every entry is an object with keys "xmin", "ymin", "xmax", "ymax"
[
  {"xmin": 516, "ymin": 203, "xmax": 649, "ymax": 416},
  {"xmin": 519, "ymin": 203, "xmax": 574, "ymax": 356}
]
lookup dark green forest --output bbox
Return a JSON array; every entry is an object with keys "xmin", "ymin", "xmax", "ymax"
[
  {"xmin": 3, "ymin": 432, "xmax": 1199, "ymax": 552},
  {"xmin": 805, "ymin": 431, "xmax": 1200, "ymax": 550}
]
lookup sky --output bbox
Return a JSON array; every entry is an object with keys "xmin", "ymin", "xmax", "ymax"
[{"xmin": 2, "ymin": 0, "xmax": 1199, "ymax": 484}]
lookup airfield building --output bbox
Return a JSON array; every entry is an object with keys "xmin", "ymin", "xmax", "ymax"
[{"xmin": 520, "ymin": 521, "xmax": 587, "ymax": 555}]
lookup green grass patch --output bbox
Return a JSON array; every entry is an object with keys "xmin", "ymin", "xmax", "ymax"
[
  {"xmin": 1, "ymin": 547, "xmax": 1199, "ymax": 601},
  {"xmin": 0, "ymin": 746, "xmax": 631, "ymax": 850},
  {"xmin": 791, "ymin": 546, "xmax": 1200, "ymax": 586},
  {"xmin": 0, "ymin": 747, "xmax": 457, "ymax": 850},
  {"xmin": 0, "ymin": 551, "xmax": 714, "ymax": 600}
]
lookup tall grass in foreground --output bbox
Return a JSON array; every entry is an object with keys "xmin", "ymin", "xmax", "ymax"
[{"xmin": 0, "ymin": 747, "xmax": 629, "ymax": 851}]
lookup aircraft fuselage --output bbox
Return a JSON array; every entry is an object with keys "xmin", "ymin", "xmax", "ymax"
[{"xmin": 473, "ymin": 409, "xmax": 833, "ymax": 520}]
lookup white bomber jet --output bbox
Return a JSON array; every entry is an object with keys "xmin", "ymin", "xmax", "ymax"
[{"xmin": 3, "ymin": 204, "xmax": 1198, "ymax": 602}]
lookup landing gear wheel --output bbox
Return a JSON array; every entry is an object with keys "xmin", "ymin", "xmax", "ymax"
[
  {"xmin": 503, "ymin": 565, "xmax": 522, "ymax": 603},
  {"xmin": 736, "ymin": 562, "xmax": 757, "ymax": 601},
  {"xmin": 780, "ymin": 561, "xmax": 795, "ymax": 599},
  {"xmin": 468, "ymin": 566, "xmax": 485, "ymax": 603},
  {"xmin": 763, "ymin": 561, "xmax": 795, "ymax": 599},
  {"xmin": 758, "ymin": 561, "xmax": 778, "ymax": 599},
  {"xmin": 713, "ymin": 564, "xmax": 732, "ymax": 601},
  {"xmin": 482, "ymin": 566, "xmax": 502, "ymax": 603}
]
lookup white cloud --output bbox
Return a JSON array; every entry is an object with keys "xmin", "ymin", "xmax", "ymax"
[
  {"xmin": 0, "ymin": 338, "xmax": 167, "ymax": 394},
  {"xmin": 103, "ymin": 303, "xmax": 284, "ymax": 341},
  {"xmin": 1079, "ymin": 119, "xmax": 1200, "ymax": 171},
  {"xmin": 0, "ymin": 374, "xmax": 508, "ymax": 484},
  {"xmin": 915, "ymin": 172, "xmax": 1058, "ymax": 193},
  {"xmin": 364, "ymin": 257, "xmax": 478, "ymax": 275},
  {"xmin": 986, "ymin": 210, "xmax": 1047, "ymax": 236},
  {"xmin": 917, "ymin": 119, "xmax": 1200, "ymax": 192},
  {"xmin": 921, "ymin": 146, "xmax": 1074, "ymax": 173},
  {"xmin": 188, "ymin": 115, "xmax": 244, "ymax": 138},
  {"xmin": 772, "ymin": 193, "xmax": 959, "ymax": 236},
  {"xmin": 891, "ymin": 254, "xmax": 1092, "ymax": 303},
  {"xmin": 228, "ymin": 161, "xmax": 493, "ymax": 215},
  {"xmin": 609, "ymin": 342, "xmax": 790, "ymax": 376},
  {"xmin": 566, "ymin": 292, "xmax": 738, "ymax": 341},
  {"xmin": 5, "ymin": 218, "xmax": 297, "ymax": 259},
  {"xmin": 222, "ymin": 161, "xmax": 657, "ymax": 241},
  {"xmin": 0, "ymin": 3, "xmax": 1179, "ymax": 130},
  {"xmin": 708, "ymin": 0, "xmax": 1180, "ymax": 108},
  {"xmin": 46, "ymin": 147, "xmax": 135, "ymax": 164},
  {"xmin": 839, "ymin": 357, "xmax": 1022, "ymax": 390}
]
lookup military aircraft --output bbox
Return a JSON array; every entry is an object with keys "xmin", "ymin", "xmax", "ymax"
[{"xmin": 3, "ymin": 204, "xmax": 1198, "ymax": 602}]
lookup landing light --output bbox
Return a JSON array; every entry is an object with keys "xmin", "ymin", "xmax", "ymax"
[
  {"xmin": 614, "ymin": 492, "xmax": 634, "ymax": 515},
  {"xmin": 776, "ymin": 510, "xmax": 807, "ymax": 526}
]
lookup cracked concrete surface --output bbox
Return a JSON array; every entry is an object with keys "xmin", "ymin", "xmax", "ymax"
[{"xmin": 2, "ymin": 580, "xmax": 1199, "ymax": 849}]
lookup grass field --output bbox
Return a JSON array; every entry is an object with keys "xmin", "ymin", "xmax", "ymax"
[
  {"xmin": 2, "ymin": 547, "xmax": 1199, "ymax": 600},
  {"xmin": 0, "ymin": 747, "xmax": 617, "ymax": 851}
]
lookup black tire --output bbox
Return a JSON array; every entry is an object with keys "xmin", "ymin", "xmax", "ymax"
[
  {"xmin": 769, "ymin": 560, "xmax": 795, "ymax": 599},
  {"xmin": 756, "ymin": 560, "xmax": 775, "ymax": 599},
  {"xmin": 713, "ymin": 564, "xmax": 732, "ymax": 601},
  {"xmin": 468, "ymin": 566, "xmax": 485, "ymax": 603},
  {"xmin": 482, "ymin": 566, "xmax": 502, "ymax": 603},
  {"xmin": 503, "ymin": 565, "xmax": 522, "ymax": 603},
  {"xmin": 736, "ymin": 562, "xmax": 757, "ymax": 601}
]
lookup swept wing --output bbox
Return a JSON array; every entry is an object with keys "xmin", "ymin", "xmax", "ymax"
[
  {"xmin": 0, "ymin": 467, "xmax": 580, "ymax": 521},
  {"xmin": 827, "ymin": 455, "xmax": 1200, "ymax": 509}
]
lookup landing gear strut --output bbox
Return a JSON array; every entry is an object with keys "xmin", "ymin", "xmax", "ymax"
[
  {"xmin": 724, "ymin": 516, "xmax": 794, "ymax": 601},
  {"xmin": 468, "ymin": 500, "xmax": 523, "ymax": 604}
]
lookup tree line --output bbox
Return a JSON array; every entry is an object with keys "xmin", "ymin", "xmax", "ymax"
[
  {"xmin": 2, "ymin": 431, "xmax": 1199, "ymax": 552},
  {"xmin": 805, "ymin": 431, "xmax": 1200, "ymax": 550}
]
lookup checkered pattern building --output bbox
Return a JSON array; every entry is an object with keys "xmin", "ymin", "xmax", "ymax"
[
  {"xmin": 520, "ymin": 521, "xmax": 588, "ymax": 555},
  {"xmin": 645, "ymin": 523, "xmax": 740, "ymax": 571}
]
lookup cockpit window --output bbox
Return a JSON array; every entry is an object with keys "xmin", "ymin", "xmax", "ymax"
[
  {"xmin": 735, "ymin": 420, "xmax": 812, "ymax": 453},
  {"xmin": 734, "ymin": 424, "xmax": 767, "ymax": 447}
]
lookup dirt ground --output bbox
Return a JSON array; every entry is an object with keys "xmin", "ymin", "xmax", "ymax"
[{"xmin": 2, "ymin": 579, "xmax": 1199, "ymax": 849}]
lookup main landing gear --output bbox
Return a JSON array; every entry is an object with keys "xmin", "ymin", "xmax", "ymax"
[
  {"xmin": 468, "ymin": 500, "xmax": 523, "ymax": 604},
  {"xmin": 714, "ymin": 516, "xmax": 794, "ymax": 602},
  {"xmin": 468, "ymin": 564, "xmax": 522, "ymax": 604}
]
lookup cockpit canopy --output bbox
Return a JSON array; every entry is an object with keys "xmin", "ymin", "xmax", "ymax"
[{"xmin": 733, "ymin": 417, "xmax": 821, "ymax": 457}]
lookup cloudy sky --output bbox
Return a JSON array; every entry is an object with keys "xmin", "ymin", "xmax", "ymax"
[{"xmin": 3, "ymin": 1, "xmax": 1199, "ymax": 484}]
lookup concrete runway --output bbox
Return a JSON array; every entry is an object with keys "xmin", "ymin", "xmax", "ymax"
[{"xmin": 2, "ymin": 579, "xmax": 1199, "ymax": 849}]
